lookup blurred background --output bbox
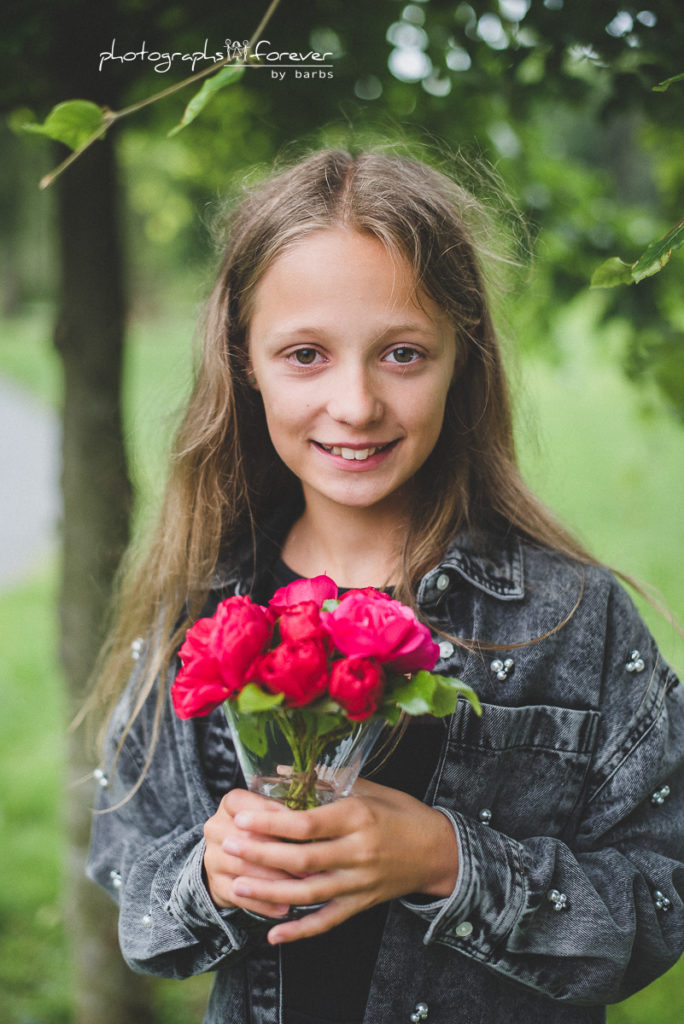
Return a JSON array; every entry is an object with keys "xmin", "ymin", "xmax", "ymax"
[{"xmin": 1, "ymin": 1, "xmax": 683, "ymax": 1021}]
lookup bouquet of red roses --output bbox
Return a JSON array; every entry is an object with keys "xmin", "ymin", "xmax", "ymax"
[{"xmin": 171, "ymin": 575, "xmax": 480, "ymax": 809}]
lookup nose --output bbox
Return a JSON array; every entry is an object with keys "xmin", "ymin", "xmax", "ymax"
[{"xmin": 326, "ymin": 362, "xmax": 383, "ymax": 427}]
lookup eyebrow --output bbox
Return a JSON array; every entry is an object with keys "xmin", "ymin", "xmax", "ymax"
[{"xmin": 266, "ymin": 321, "xmax": 441, "ymax": 344}]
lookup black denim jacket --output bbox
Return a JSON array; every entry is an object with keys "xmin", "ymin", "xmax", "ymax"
[{"xmin": 87, "ymin": 529, "xmax": 684, "ymax": 1024}]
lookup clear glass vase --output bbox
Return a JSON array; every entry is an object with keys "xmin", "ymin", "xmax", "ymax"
[{"xmin": 224, "ymin": 702, "xmax": 385, "ymax": 810}]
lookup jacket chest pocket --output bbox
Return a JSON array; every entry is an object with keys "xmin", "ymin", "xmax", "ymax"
[{"xmin": 433, "ymin": 702, "xmax": 600, "ymax": 839}]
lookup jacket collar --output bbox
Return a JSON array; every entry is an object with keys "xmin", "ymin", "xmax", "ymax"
[
  {"xmin": 213, "ymin": 516, "xmax": 525, "ymax": 604},
  {"xmin": 416, "ymin": 529, "xmax": 525, "ymax": 607}
]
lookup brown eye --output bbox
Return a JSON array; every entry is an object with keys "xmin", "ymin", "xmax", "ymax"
[
  {"xmin": 294, "ymin": 348, "xmax": 318, "ymax": 364},
  {"xmin": 391, "ymin": 347, "xmax": 419, "ymax": 364}
]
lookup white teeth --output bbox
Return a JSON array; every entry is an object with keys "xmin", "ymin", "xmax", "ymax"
[{"xmin": 325, "ymin": 445, "xmax": 381, "ymax": 461}]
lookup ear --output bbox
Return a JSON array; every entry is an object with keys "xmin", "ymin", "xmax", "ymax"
[
  {"xmin": 244, "ymin": 357, "xmax": 259, "ymax": 390},
  {"xmin": 451, "ymin": 339, "xmax": 467, "ymax": 384}
]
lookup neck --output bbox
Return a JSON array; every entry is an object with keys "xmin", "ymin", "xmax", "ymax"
[{"xmin": 281, "ymin": 496, "xmax": 410, "ymax": 590}]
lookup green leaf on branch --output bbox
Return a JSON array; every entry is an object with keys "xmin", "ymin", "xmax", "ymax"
[
  {"xmin": 631, "ymin": 219, "xmax": 684, "ymax": 281},
  {"xmin": 590, "ymin": 257, "xmax": 634, "ymax": 289},
  {"xmin": 653, "ymin": 72, "xmax": 684, "ymax": 93},
  {"xmin": 591, "ymin": 220, "xmax": 684, "ymax": 288},
  {"xmin": 22, "ymin": 100, "xmax": 108, "ymax": 150},
  {"xmin": 168, "ymin": 63, "xmax": 246, "ymax": 136},
  {"xmin": 236, "ymin": 683, "xmax": 283, "ymax": 713}
]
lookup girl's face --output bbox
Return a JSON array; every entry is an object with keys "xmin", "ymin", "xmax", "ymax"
[{"xmin": 247, "ymin": 228, "xmax": 457, "ymax": 521}]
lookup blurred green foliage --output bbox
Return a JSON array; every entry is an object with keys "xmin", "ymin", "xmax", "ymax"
[
  {"xmin": 2, "ymin": 2, "xmax": 684, "ymax": 1020},
  {"xmin": 3, "ymin": 0, "xmax": 684, "ymax": 414}
]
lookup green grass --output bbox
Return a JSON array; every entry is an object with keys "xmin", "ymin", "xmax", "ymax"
[
  {"xmin": 517, "ymin": 356, "xmax": 684, "ymax": 671},
  {"xmin": 1, "ymin": 300, "xmax": 683, "ymax": 1021},
  {"xmin": 0, "ymin": 567, "xmax": 70, "ymax": 1023}
]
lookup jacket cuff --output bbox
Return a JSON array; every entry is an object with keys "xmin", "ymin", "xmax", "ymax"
[
  {"xmin": 166, "ymin": 838, "xmax": 270, "ymax": 951},
  {"xmin": 400, "ymin": 806, "xmax": 462, "ymax": 920},
  {"xmin": 419, "ymin": 808, "xmax": 527, "ymax": 956}
]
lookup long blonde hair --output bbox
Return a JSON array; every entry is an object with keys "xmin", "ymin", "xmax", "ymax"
[{"xmin": 92, "ymin": 148, "xmax": 600, "ymax": 760}]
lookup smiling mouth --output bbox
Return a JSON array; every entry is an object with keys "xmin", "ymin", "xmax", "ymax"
[{"xmin": 314, "ymin": 441, "xmax": 397, "ymax": 462}]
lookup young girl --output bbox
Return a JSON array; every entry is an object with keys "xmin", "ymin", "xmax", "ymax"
[{"xmin": 87, "ymin": 150, "xmax": 684, "ymax": 1024}]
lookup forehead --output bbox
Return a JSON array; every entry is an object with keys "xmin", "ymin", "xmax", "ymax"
[{"xmin": 247, "ymin": 228, "xmax": 440, "ymax": 329}]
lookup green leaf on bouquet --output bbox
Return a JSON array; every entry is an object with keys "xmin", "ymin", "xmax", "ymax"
[
  {"xmin": 393, "ymin": 670, "xmax": 436, "ymax": 715},
  {"xmin": 380, "ymin": 702, "xmax": 402, "ymax": 726},
  {"xmin": 236, "ymin": 683, "xmax": 283, "ymax": 714},
  {"xmin": 312, "ymin": 712, "xmax": 347, "ymax": 740},
  {"xmin": 431, "ymin": 675, "xmax": 482, "ymax": 717},
  {"xmin": 322, "ymin": 599, "xmax": 340, "ymax": 612},
  {"xmin": 233, "ymin": 712, "xmax": 268, "ymax": 757},
  {"xmin": 393, "ymin": 671, "xmax": 482, "ymax": 718},
  {"xmin": 23, "ymin": 100, "xmax": 108, "ymax": 150}
]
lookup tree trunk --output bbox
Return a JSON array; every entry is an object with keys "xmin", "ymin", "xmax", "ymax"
[{"xmin": 54, "ymin": 134, "xmax": 155, "ymax": 1023}]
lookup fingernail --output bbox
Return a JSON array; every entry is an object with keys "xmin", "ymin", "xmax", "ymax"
[
  {"xmin": 233, "ymin": 881, "xmax": 251, "ymax": 897},
  {"xmin": 235, "ymin": 812, "xmax": 253, "ymax": 829},
  {"xmin": 222, "ymin": 840, "xmax": 241, "ymax": 855},
  {"xmin": 268, "ymin": 929, "xmax": 283, "ymax": 944}
]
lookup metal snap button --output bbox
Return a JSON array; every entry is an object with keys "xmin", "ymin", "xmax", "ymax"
[
  {"xmin": 435, "ymin": 573, "xmax": 450, "ymax": 592},
  {"xmin": 438, "ymin": 639, "xmax": 454, "ymax": 659},
  {"xmin": 455, "ymin": 920, "xmax": 473, "ymax": 937}
]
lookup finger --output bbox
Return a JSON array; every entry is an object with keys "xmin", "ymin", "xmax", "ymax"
[
  {"xmin": 217, "ymin": 850, "xmax": 296, "ymax": 882},
  {"xmin": 233, "ymin": 796, "xmax": 368, "ymax": 843},
  {"xmin": 231, "ymin": 867, "xmax": 354, "ymax": 909},
  {"xmin": 222, "ymin": 830, "xmax": 356, "ymax": 879},
  {"xmin": 221, "ymin": 788, "xmax": 293, "ymax": 818},
  {"xmin": 206, "ymin": 868, "xmax": 292, "ymax": 918},
  {"xmin": 266, "ymin": 897, "xmax": 362, "ymax": 945},
  {"xmin": 230, "ymin": 894, "xmax": 291, "ymax": 919}
]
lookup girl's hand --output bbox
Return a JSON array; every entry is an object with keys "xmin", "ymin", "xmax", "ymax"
[
  {"xmin": 203, "ymin": 790, "xmax": 298, "ymax": 920},
  {"xmin": 217, "ymin": 779, "xmax": 460, "ymax": 944}
]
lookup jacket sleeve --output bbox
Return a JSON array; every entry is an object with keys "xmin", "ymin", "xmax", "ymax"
[
  {"xmin": 402, "ymin": 580, "xmax": 684, "ymax": 1004},
  {"xmin": 86, "ymin": 660, "xmax": 272, "ymax": 979}
]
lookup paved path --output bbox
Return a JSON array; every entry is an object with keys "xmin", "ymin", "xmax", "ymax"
[{"xmin": 0, "ymin": 377, "xmax": 59, "ymax": 587}]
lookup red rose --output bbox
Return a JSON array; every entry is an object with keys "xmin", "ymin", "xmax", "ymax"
[
  {"xmin": 323, "ymin": 590, "xmax": 439, "ymax": 673},
  {"xmin": 172, "ymin": 617, "xmax": 231, "ymax": 718},
  {"xmin": 269, "ymin": 574, "xmax": 338, "ymax": 612},
  {"xmin": 171, "ymin": 596, "xmax": 274, "ymax": 719},
  {"xmin": 252, "ymin": 638, "xmax": 328, "ymax": 707},
  {"xmin": 209, "ymin": 595, "xmax": 274, "ymax": 692},
  {"xmin": 329, "ymin": 656, "xmax": 385, "ymax": 721},
  {"xmin": 278, "ymin": 600, "xmax": 327, "ymax": 644}
]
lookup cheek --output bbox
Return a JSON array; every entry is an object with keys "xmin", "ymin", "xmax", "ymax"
[
  {"xmin": 416, "ymin": 384, "xmax": 452, "ymax": 445},
  {"xmin": 259, "ymin": 392, "xmax": 304, "ymax": 442}
]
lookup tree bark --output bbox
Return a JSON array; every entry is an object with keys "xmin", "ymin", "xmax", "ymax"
[{"xmin": 54, "ymin": 134, "xmax": 155, "ymax": 1023}]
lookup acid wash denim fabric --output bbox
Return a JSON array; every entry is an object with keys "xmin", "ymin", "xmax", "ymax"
[{"xmin": 87, "ymin": 528, "xmax": 684, "ymax": 1024}]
